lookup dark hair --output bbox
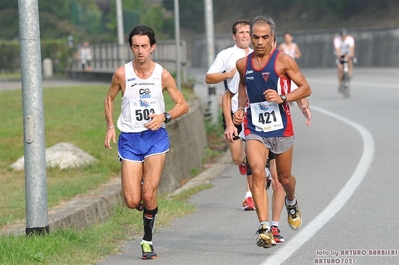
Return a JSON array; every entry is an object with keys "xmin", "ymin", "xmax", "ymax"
[
  {"xmin": 250, "ymin": 15, "xmax": 276, "ymax": 35},
  {"xmin": 340, "ymin": 28, "xmax": 348, "ymax": 36},
  {"xmin": 232, "ymin": 19, "xmax": 250, "ymax": 35},
  {"xmin": 128, "ymin": 25, "xmax": 156, "ymax": 47}
]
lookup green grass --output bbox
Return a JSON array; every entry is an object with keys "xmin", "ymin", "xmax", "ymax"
[
  {"xmin": 0, "ymin": 84, "xmax": 196, "ymax": 227},
  {"xmin": 0, "ymin": 184, "xmax": 212, "ymax": 265},
  {"xmin": 0, "ymin": 72, "xmax": 21, "ymax": 81},
  {"xmin": 0, "ymin": 81, "xmax": 223, "ymax": 264},
  {"xmin": 0, "ymin": 84, "xmax": 119, "ymax": 227}
]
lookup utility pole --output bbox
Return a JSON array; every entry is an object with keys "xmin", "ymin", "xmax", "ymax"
[
  {"xmin": 204, "ymin": 0, "xmax": 218, "ymax": 124},
  {"xmin": 116, "ymin": 0, "xmax": 124, "ymax": 66},
  {"xmin": 174, "ymin": 0, "xmax": 182, "ymax": 90},
  {"xmin": 18, "ymin": 0, "xmax": 49, "ymax": 235}
]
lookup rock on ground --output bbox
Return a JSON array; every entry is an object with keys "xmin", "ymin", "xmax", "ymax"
[{"xmin": 10, "ymin": 142, "xmax": 98, "ymax": 170}]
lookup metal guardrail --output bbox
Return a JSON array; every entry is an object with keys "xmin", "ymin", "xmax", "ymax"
[
  {"xmin": 192, "ymin": 27, "xmax": 399, "ymax": 68},
  {"xmin": 70, "ymin": 40, "xmax": 188, "ymax": 82}
]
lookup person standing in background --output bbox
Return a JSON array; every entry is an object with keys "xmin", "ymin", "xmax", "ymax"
[
  {"xmin": 79, "ymin": 41, "xmax": 92, "ymax": 71},
  {"xmin": 278, "ymin": 32, "xmax": 301, "ymax": 60}
]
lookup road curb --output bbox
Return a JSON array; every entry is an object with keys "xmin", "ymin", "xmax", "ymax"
[{"xmin": 1, "ymin": 151, "xmax": 231, "ymax": 236}]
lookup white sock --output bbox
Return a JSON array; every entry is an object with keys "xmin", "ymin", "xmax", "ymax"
[
  {"xmin": 285, "ymin": 196, "xmax": 297, "ymax": 206},
  {"xmin": 271, "ymin": 221, "xmax": 279, "ymax": 227},
  {"xmin": 260, "ymin": 221, "xmax": 270, "ymax": 229},
  {"xmin": 245, "ymin": 191, "xmax": 252, "ymax": 198},
  {"xmin": 265, "ymin": 167, "xmax": 270, "ymax": 177}
]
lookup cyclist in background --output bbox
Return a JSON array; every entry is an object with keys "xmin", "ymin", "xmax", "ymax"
[{"xmin": 334, "ymin": 28, "xmax": 355, "ymax": 91}]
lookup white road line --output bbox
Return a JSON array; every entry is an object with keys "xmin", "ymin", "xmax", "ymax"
[{"xmin": 260, "ymin": 106, "xmax": 375, "ymax": 265}]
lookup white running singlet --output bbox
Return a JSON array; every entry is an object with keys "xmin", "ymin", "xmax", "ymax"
[{"xmin": 117, "ymin": 62, "xmax": 166, "ymax": 133}]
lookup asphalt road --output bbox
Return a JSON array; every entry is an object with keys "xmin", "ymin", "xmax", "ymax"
[
  {"xmin": 2, "ymin": 68, "xmax": 398, "ymax": 265},
  {"xmin": 95, "ymin": 67, "xmax": 399, "ymax": 265}
]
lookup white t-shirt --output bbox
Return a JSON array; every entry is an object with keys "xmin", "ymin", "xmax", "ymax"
[
  {"xmin": 207, "ymin": 45, "xmax": 252, "ymax": 112},
  {"xmin": 227, "ymin": 72, "xmax": 241, "ymax": 112},
  {"xmin": 334, "ymin": 35, "xmax": 355, "ymax": 56},
  {"xmin": 207, "ymin": 45, "xmax": 253, "ymax": 89},
  {"xmin": 79, "ymin": 47, "xmax": 92, "ymax": 63}
]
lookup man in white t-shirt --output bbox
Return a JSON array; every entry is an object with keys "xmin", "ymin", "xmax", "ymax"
[
  {"xmin": 334, "ymin": 28, "xmax": 355, "ymax": 90},
  {"xmin": 205, "ymin": 19, "xmax": 255, "ymax": 211}
]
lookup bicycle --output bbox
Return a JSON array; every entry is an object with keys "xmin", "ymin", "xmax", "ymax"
[{"xmin": 339, "ymin": 56, "xmax": 351, "ymax": 98}]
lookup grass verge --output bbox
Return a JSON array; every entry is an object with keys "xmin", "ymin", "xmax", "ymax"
[
  {"xmin": 0, "ymin": 184, "xmax": 212, "ymax": 265},
  {"xmin": 0, "ymin": 79, "xmax": 227, "ymax": 264},
  {"xmin": 0, "ymin": 83, "xmax": 198, "ymax": 227}
]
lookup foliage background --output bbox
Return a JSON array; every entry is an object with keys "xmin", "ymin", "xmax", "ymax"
[
  {"xmin": 1, "ymin": 0, "xmax": 398, "ymax": 42},
  {"xmin": 0, "ymin": 0, "xmax": 397, "ymax": 73},
  {"xmin": 0, "ymin": 0, "xmax": 175, "ymax": 43}
]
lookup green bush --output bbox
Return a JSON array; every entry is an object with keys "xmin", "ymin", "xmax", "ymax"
[
  {"xmin": 0, "ymin": 41, "xmax": 20, "ymax": 73},
  {"xmin": 0, "ymin": 39, "xmax": 75, "ymax": 74},
  {"xmin": 40, "ymin": 39, "xmax": 76, "ymax": 73}
]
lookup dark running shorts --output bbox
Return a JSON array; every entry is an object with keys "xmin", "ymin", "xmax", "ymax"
[{"xmin": 222, "ymin": 112, "xmax": 242, "ymax": 135}]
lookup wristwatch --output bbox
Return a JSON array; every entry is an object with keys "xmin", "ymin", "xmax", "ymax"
[
  {"xmin": 164, "ymin": 112, "xmax": 172, "ymax": 123},
  {"xmin": 280, "ymin": 95, "xmax": 287, "ymax": 104}
]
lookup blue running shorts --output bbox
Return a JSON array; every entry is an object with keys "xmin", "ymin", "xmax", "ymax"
[{"xmin": 117, "ymin": 128, "xmax": 170, "ymax": 162}]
